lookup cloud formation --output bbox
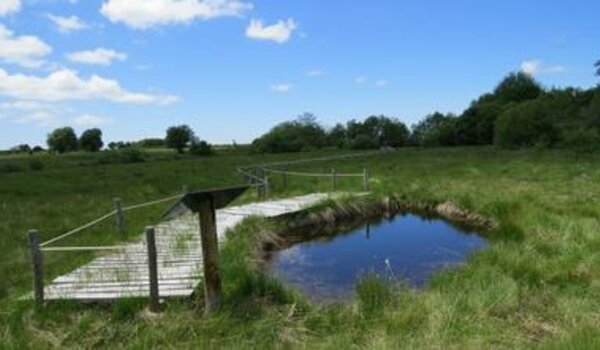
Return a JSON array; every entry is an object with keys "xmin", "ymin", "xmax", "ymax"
[
  {"xmin": 246, "ymin": 18, "xmax": 297, "ymax": 44},
  {"xmin": 0, "ymin": 25, "xmax": 52, "ymax": 68},
  {"xmin": 100, "ymin": 0, "xmax": 252, "ymax": 29},
  {"xmin": 0, "ymin": 0, "xmax": 20, "ymax": 17},
  {"xmin": 72, "ymin": 114, "xmax": 112, "ymax": 127},
  {"xmin": 270, "ymin": 83, "xmax": 292, "ymax": 93},
  {"xmin": 48, "ymin": 14, "xmax": 89, "ymax": 33},
  {"xmin": 0, "ymin": 68, "xmax": 178, "ymax": 105},
  {"xmin": 520, "ymin": 59, "xmax": 565, "ymax": 76},
  {"xmin": 67, "ymin": 48, "xmax": 127, "ymax": 66}
]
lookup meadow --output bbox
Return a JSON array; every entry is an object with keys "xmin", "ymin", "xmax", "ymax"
[{"xmin": 1, "ymin": 147, "xmax": 599, "ymax": 349}]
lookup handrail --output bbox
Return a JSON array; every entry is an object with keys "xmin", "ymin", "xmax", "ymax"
[{"xmin": 39, "ymin": 192, "xmax": 183, "ymax": 247}]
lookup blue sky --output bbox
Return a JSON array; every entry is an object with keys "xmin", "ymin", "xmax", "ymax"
[{"xmin": 0, "ymin": 0, "xmax": 598, "ymax": 149}]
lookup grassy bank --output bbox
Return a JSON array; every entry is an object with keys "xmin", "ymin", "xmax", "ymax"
[{"xmin": 1, "ymin": 147, "xmax": 600, "ymax": 348}]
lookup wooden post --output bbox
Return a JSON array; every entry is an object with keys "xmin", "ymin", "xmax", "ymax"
[
  {"xmin": 28, "ymin": 230, "xmax": 44, "ymax": 308},
  {"xmin": 198, "ymin": 198, "xmax": 221, "ymax": 313},
  {"xmin": 145, "ymin": 227, "xmax": 160, "ymax": 313},
  {"xmin": 114, "ymin": 198, "xmax": 125, "ymax": 234},
  {"xmin": 363, "ymin": 168, "xmax": 370, "ymax": 191},
  {"xmin": 331, "ymin": 168, "xmax": 337, "ymax": 192},
  {"xmin": 264, "ymin": 175, "xmax": 270, "ymax": 198}
]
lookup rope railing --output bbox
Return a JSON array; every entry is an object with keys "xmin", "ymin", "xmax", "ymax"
[
  {"xmin": 39, "ymin": 192, "xmax": 184, "ymax": 248},
  {"xmin": 260, "ymin": 168, "xmax": 364, "ymax": 178}
]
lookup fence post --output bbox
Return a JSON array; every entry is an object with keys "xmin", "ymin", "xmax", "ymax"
[
  {"xmin": 28, "ymin": 230, "xmax": 44, "ymax": 308},
  {"xmin": 114, "ymin": 198, "xmax": 125, "ymax": 234},
  {"xmin": 331, "ymin": 168, "xmax": 337, "ymax": 192},
  {"xmin": 145, "ymin": 227, "xmax": 160, "ymax": 312},
  {"xmin": 198, "ymin": 198, "xmax": 222, "ymax": 313},
  {"xmin": 363, "ymin": 168, "xmax": 370, "ymax": 191},
  {"xmin": 264, "ymin": 175, "xmax": 270, "ymax": 198}
]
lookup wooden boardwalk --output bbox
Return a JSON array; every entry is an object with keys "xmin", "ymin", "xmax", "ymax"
[{"xmin": 42, "ymin": 193, "xmax": 328, "ymax": 301}]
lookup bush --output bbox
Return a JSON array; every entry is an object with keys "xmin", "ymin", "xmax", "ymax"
[
  {"xmin": 252, "ymin": 113, "xmax": 327, "ymax": 153},
  {"xmin": 189, "ymin": 140, "xmax": 213, "ymax": 156},
  {"xmin": 0, "ymin": 163, "xmax": 23, "ymax": 173},
  {"xmin": 561, "ymin": 128, "xmax": 600, "ymax": 154},
  {"xmin": 29, "ymin": 160, "xmax": 44, "ymax": 171},
  {"xmin": 494, "ymin": 100, "xmax": 558, "ymax": 148}
]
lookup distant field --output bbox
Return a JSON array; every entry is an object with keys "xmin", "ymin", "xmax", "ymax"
[{"xmin": 1, "ymin": 147, "xmax": 599, "ymax": 348}]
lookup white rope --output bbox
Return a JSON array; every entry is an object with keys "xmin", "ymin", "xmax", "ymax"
[
  {"xmin": 40, "ymin": 193, "xmax": 182, "ymax": 247},
  {"xmin": 41, "ymin": 245, "xmax": 126, "ymax": 252},
  {"xmin": 121, "ymin": 193, "xmax": 182, "ymax": 212},
  {"xmin": 40, "ymin": 210, "xmax": 117, "ymax": 247},
  {"xmin": 262, "ymin": 168, "xmax": 363, "ymax": 178}
]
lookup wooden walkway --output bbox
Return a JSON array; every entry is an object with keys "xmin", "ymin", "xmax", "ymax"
[{"xmin": 42, "ymin": 193, "xmax": 328, "ymax": 301}]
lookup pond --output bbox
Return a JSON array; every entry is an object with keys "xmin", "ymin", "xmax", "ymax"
[{"xmin": 265, "ymin": 213, "xmax": 488, "ymax": 303}]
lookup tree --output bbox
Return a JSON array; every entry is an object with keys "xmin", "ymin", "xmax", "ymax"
[
  {"xmin": 411, "ymin": 112, "xmax": 458, "ymax": 146},
  {"xmin": 11, "ymin": 144, "xmax": 31, "ymax": 154},
  {"xmin": 79, "ymin": 128, "xmax": 104, "ymax": 152},
  {"xmin": 189, "ymin": 138, "xmax": 213, "ymax": 156},
  {"xmin": 494, "ymin": 72, "xmax": 543, "ymax": 103},
  {"xmin": 494, "ymin": 100, "xmax": 558, "ymax": 148},
  {"xmin": 252, "ymin": 113, "xmax": 327, "ymax": 153},
  {"xmin": 165, "ymin": 125, "xmax": 194, "ymax": 153},
  {"xmin": 327, "ymin": 123, "xmax": 347, "ymax": 148},
  {"xmin": 47, "ymin": 127, "xmax": 78, "ymax": 154}
]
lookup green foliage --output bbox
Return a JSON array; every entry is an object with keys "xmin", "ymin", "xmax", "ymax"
[
  {"xmin": 165, "ymin": 125, "xmax": 194, "ymax": 153},
  {"xmin": 252, "ymin": 113, "xmax": 327, "ymax": 153},
  {"xmin": 79, "ymin": 128, "xmax": 104, "ymax": 152},
  {"xmin": 47, "ymin": 127, "xmax": 78, "ymax": 154},
  {"xmin": 189, "ymin": 139, "xmax": 213, "ymax": 156},
  {"xmin": 28, "ymin": 159, "xmax": 44, "ymax": 171},
  {"xmin": 411, "ymin": 112, "xmax": 458, "ymax": 146},
  {"xmin": 493, "ymin": 72, "xmax": 543, "ymax": 103},
  {"xmin": 137, "ymin": 138, "xmax": 166, "ymax": 148},
  {"xmin": 355, "ymin": 274, "xmax": 396, "ymax": 318},
  {"xmin": 494, "ymin": 100, "xmax": 558, "ymax": 148}
]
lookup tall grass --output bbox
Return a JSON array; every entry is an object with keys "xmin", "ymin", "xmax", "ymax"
[{"xmin": 1, "ymin": 146, "xmax": 600, "ymax": 348}]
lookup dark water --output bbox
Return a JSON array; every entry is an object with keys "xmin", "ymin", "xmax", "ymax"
[{"xmin": 267, "ymin": 214, "xmax": 488, "ymax": 302}]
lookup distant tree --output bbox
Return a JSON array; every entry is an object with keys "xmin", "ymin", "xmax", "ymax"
[
  {"xmin": 79, "ymin": 128, "xmax": 104, "ymax": 152},
  {"xmin": 137, "ymin": 138, "xmax": 166, "ymax": 148},
  {"xmin": 11, "ymin": 144, "xmax": 31, "ymax": 154},
  {"xmin": 411, "ymin": 112, "xmax": 458, "ymax": 146},
  {"xmin": 494, "ymin": 100, "xmax": 558, "ymax": 148},
  {"xmin": 252, "ymin": 113, "xmax": 327, "ymax": 153},
  {"xmin": 165, "ymin": 125, "xmax": 194, "ymax": 153},
  {"xmin": 327, "ymin": 123, "xmax": 347, "ymax": 148},
  {"xmin": 189, "ymin": 137, "xmax": 213, "ymax": 156},
  {"xmin": 47, "ymin": 127, "xmax": 78, "ymax": 154},
  {"xmin": 32, "ymin": 145, "xmax": 44, "ymax": 153},
  {"xmin": 494, "ymin": 72, "xmax": 543, "ymax": 103}
]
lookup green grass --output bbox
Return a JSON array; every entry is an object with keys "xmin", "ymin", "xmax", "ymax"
[{"xmin": 1, "ymin": 147, "xmax": 600, "ymax": 348}]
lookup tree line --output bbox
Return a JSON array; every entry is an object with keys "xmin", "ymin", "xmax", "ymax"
[{"xmin": 252, "ymin": 61, "xmax": 600, "ymax": 153}]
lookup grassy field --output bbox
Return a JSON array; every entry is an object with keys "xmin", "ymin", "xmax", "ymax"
[{"xmin": 1, "ymin": 147, "xmax": 599, "ymax": 348}]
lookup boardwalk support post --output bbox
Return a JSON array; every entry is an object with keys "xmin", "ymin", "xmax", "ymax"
[
  {"xmin": 264, "ymin": 175, "xmax": 270, "ymax": 199},
  {"xmin": 363, "ymin": 168, "xmax": 370, "ymax": 191},
  {"xmin": 331, "ymin": 168, "xmax": 337, "ymax": 192},
  {"xmin": 114, "ymin": 198, "xmax": 125, "ymax": 234},
  {"xmin": 198, "ymin": 198, "xmax": 221, "ymax": 313},
  {"xmin": 28, "ymin": 230, "xmax": 44, "ymax": 308},
  {"xmin": 146, "ymin": 226, "xmax": 160, "ymax": 313}
]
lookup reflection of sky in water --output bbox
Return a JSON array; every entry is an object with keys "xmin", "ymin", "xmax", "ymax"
[{"xmin": 268, "ymin": 214, "xmax": 488, "ymax": 303}]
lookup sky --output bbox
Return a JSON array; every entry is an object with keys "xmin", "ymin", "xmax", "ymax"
[{"xmin": 0, "ymin": 0, "xmax": 599, "ymax": 149}]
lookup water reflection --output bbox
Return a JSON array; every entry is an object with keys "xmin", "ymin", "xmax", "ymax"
[{"xmin": 266, "ymin": 214, "xmax": 488, "ymax": 303}]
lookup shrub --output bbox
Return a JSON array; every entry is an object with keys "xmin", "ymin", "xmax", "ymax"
[
  {"xmin": 0, "ymin": 163, "xmax": 23, "ymax": 173},
  {"xmin": 494, "ymin": 100, "xmax": 558, "ymax": 148},
  {"xmin": 189, "ymin": 140, "xmax": 213, "ymax": 156},
  {"xmin": 29, "ymin": 160, "xmax": 44, "ymax": 171}
]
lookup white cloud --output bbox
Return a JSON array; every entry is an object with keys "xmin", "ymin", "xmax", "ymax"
[
  {"xmin": 72, "ymin": 114, "xmax": 112, "ymax": 126},
  {"xmin": 0, "ymin": 68, "xmax": 178, "ymax": 105},
  {"xmin": 0, "ymin": 0, "xmax": 21, "ymax": 17},
  {"xmin": 520, "ymin": 59, "xmax": 566, "ymax": 76},
  {"xmin": 0, "ymin": 100, "xmax": 61, "ymax": 126},
  {"xmin": 0, "ymin": 25, "xmax": 52, "ymax": 68},
  {"xmin": 13, "ymin": 111, "xmax": 58, "ymax": 126},
  {"xmin": 270, "ymin": 83, "xmax": 292, "ymax": 93},
  {"xmin": 100, "ymin": 0, "xmax": 252, "ymax": 29},
  {"xmin": 48, "ymin": 14, "xmax": 89, "ymax": 33},
  {"xmin": 375, "ymin": 79, "xmax": 388, "ymax": 87},
  {"xmin": 306, "ymin": 69, "xmax": 325, "ymax": 77},
  {"xmin": 67, "ymin": 48, "xmax": 127, "ymax": 66},
  {"xmin": 246, "ymin": 18, "xmax": 297, "ymax": 44},
  {"xmin": 354, "ymin": 76, "xmax": 367, "ymax": 84}
]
